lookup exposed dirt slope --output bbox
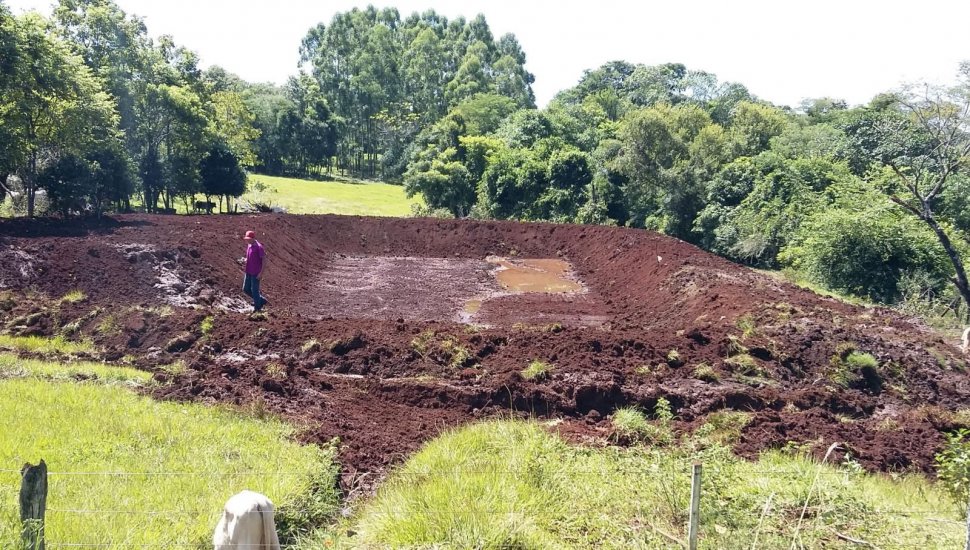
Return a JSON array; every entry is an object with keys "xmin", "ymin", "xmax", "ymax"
[{"xmin": 1, "ymin": 214, "xmax": 968, "ymax": 477}]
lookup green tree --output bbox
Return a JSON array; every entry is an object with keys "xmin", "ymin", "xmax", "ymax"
[
  {"xmin": 863, "ymin": 65, "xmax": 970, "ymax": 316},
  {"xmin": 199, "ymin": 145, "xmax": 246, "ymax": 212},
  {"xmin": 728, "ymin": 101, "xmax": 789, "ymax": 157},
  {"xmin": 536, "ymin": 149, "xmax": 592, "ymax": 222},
  {"xmin": 617, "ymin": 102, "xmax": 715, "ymax": 237},
  {"xmin": 782, "ymin": 202, "xmax": 949, "ymax": 302},
  {"xmin": 2, "ymin": 12, "xmax": 117, "ymax": 217},
  {"xmin": 208, "ymin": 90, "xmax": 260, "ymax": 167}
]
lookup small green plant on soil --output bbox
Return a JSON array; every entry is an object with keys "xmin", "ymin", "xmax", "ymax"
[
  {"xmin": 725, "ymin": 334, "xmax": 748, "ymax": 357},
  {"xmin": 665, "ymin": 349, "xmax": 683, "ymax": 367},
  {"xmin": 200, "ymin": 315, "xmax": 214, "ymax": 336},
  {"xmin": 876, "ymin": 417, "xmax": 900, "ymax": 432},
  {"xmin": 301, "ymin": 339, "xmax": 321, "ymax": 354},
  {"xmin": 542, "ymin": 322, "xmax": 564, "ymax": 333},
  {"xmin": 611, "ymin": 407, "xmax": 651, "ymax": 441},
  {"xmin": 930, "ymin": 348, "xmax": 950, "ymax": 369},
  {"xmin": 60, "ymin": 319, "xmax": 82, "ymax": 336},
  {"xmin": 829, "ymin": 343, "xmax": 881, "ymax": 390},
  {"xmin": 521, "ymin": 360, "xmax": 553, "ymax": 381},
  {"xmin": 634, "ymin": 364, "xmax": 652, "ymax": 376},
  {"xmin": 439, "ymin": 337, "xmax": 471, "ymax": 369},
  {"xmin": 736, "ymin": 314, "xmax": 757, "ymax": 340},
  {"xmin": 266, "ymin": 363, "xmax": 287, "ymax": 379},
  {"xmin": 725, "ymin": 353, "xmax": 760, "ymax": 375},
  {"xmin": 410, "ymin": 330, "xmax": 435, "ymax": 356},
  {"xmin": 691, "ymin": 411, "xmax": 752, "ymax": 446},
  {"xmin": 612, "ymin": 398, "xmax": 676, "ymax": 446},
  {"xmin": 936, "ymin": 428, "xmax": 970, "ymax": 510},
  {"xmin": 161, "ymin": 360, "xmax": 187, "ymax": 377},
  {"xmin": 59, "ymin": 289, "xmax": 87, "ymax": 304},
  {"xmin": 692, "ymin": 363, "xmax": 719, "ymax": 383},
  {"xmin": 97, "ymin": 313, "xmax": 121, "ymax": 335}
]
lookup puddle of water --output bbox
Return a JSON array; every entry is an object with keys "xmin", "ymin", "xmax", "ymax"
[
  {"xmin": 487, "ymin": 256, "xmax": 583, "ymax": 293},
  {"xmin": 464, "ymin": 299, "xmax": 483, "ymax": 314}
]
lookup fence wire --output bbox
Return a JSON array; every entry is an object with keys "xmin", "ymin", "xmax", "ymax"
[{"xmin": 6, "ymin": 464, "xmax": 966, "ymax": 549}]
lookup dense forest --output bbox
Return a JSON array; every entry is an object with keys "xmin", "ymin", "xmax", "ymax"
[{"xmin": 1, "ymin": 0, "xmax": 969, "ymax": 319}]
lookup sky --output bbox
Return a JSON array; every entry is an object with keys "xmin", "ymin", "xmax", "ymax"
[{"xmin": 7, "ymin": 0, "xmax": 969, "ymax": 109}]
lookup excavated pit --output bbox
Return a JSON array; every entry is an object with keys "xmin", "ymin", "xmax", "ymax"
[{"xmin": 1, "ymin": 213, "xmax": 969, "ymax": 476}]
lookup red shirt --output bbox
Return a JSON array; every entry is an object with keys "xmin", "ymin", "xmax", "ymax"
[{"xmin": 245, "ymin": 240, "xmax": 265, "ymax": 275}]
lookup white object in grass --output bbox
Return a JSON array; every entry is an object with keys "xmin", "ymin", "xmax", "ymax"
[{"xmin": 213, "ymin": 490, "xmax": 281, "ymax": 550}]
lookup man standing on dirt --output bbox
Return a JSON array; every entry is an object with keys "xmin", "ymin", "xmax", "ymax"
[{"xmin": 242, "ymin": 230, "xmax": 268, "ymax": 312}]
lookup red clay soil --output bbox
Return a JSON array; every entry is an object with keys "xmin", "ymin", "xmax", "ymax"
[{"xmin": 2, "ymin": 213, "xmax": 969, "ymax": 479}]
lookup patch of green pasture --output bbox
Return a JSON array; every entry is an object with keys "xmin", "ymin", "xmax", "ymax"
[
  {"xmin": 0, "ymin": 334, "xmax": 95, "ymax": 356},
  {"xmin": 0, "ymin": 353, "xmax": 152, "ymax": 385},
  {"xmin": 244, "ymin": 174, "xmax": 422, "ymax": 216},
  {"xmin": 0, "ymin": 378, "xmax": 338, "ymax": 548},
  {"xmin": 303, "ymin": 419, "xmax": 961, "ymax": 549}
]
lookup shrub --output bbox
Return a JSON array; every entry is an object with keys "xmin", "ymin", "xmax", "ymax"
[
  {"xmin": 781, "ymin": 204, "xmax": 950, "ymax": 303},
  {"xmin": 936, "ymin": 429, "xmax": 970, "ymax": 510}
]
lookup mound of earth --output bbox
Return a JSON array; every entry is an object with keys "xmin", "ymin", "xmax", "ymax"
[{"xmin": 1, "ymin": 213, "xmax": 968, "ymax": 480}]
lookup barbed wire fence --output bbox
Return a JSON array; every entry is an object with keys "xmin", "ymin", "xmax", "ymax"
[{"xmin": 7, "ymin": 459, "xmax": 970, "ymax": 549}]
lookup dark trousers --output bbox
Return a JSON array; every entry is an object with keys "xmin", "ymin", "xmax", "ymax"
[{"xmin": 242, "ymin": 274, "xmax": 266, "ymax": 309}]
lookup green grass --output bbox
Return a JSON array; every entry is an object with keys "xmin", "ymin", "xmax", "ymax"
[
  {"xmin": 243, "ymin": 174, "xmax": 423, "ymax": 216},
  {"xmin": 521, "ymin": 360, "xmax": 553, "ymax": 381},
  {"xmin": 611, "ymin": 407, "xmax": 652, "ymax": 441},
  {"xmin": 299, "ymin": 419, "xmax": 961, "ymax": 549},
  {"xmin": 0, "ymin": 353, "xmax": 152, "ymax": 385},
  {"xmin": 0, "ymin": 334, "xmax": 95, "ymax": 356},
  {"xmin": 0, "ymin": 377, "xmax": 338, "ymax": 548},
  {"xmin": 200, "ymin": 315, "xmax": 214, "ymax": 336},
  {"xmin": 58, "ymin": 290, "xmax": 87, "ymax": 304}
]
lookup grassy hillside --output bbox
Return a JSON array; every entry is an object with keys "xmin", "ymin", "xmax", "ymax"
[
  {"xmin": 0, "ymin": 355, "xmax": 339, "ymax": 548},
  {"xmin": 243, "ymin": 174, "xmax": 422, "ymax": 216}
]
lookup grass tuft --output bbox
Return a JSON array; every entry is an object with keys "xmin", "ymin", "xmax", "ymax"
[
  {"xmin": 301, "ymin": 339, "xmax": 321, "ymax": 354},
  {"xmin": 692, "ymin": 363, "xmax": 719, "ymax": 383},
  {"xmin": 521, "ymin": 360, "xmax": 553, "ymax": 381},
  {"xmin": 59, "ymin": 290, "xmax": 88, "ymax": 304}
]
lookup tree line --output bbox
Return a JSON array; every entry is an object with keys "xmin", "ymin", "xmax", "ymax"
[
  {"xmin": 0, "ymin": 1, "xmax": 535, "ymax": 215},
  {"xmin": 1, "ymin": 0, "xmax": 968, "ymax": 317},
  {"xmin": 405, "ymin": 60, "xmax": 970, "ymax": 318}
]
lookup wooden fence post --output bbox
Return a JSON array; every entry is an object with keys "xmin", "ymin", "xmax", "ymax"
[
  {"xmin": 20, "ymin": 460, "xmax": 47, "ymax": 550},
  {"xmin": 688, "ymin": 462, "xmax": 702, "ymax": 550}
]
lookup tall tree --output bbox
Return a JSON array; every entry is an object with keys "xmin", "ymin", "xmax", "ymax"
[
  {"xmin": 2, "ymin": 12, "xmax": 117, "ymax": 216},
  {"xmin": 864, "ymin": 65, "xmax": 970, "ymax": 317}
]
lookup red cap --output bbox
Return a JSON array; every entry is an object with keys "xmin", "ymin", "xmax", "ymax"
[{"xmin": 244, "ymin": 230, "xmax": 256, "ymax": 239}]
